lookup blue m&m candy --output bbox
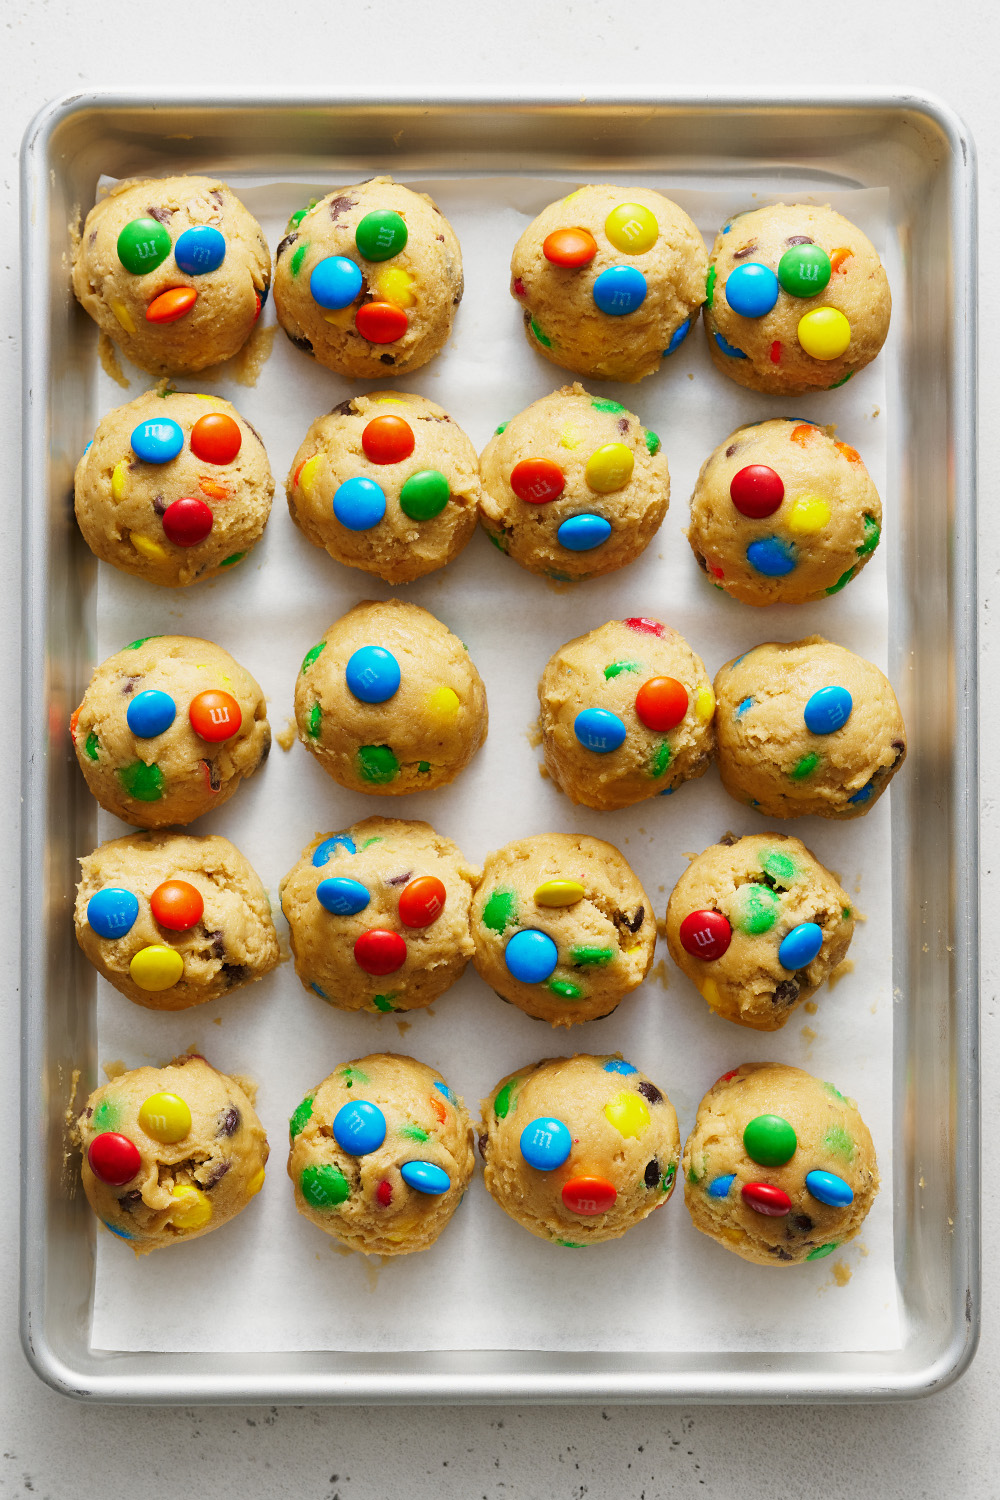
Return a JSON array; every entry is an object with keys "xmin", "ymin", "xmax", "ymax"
[
  {"xmin": 400, "ymin": 1160, "xmax": 451, "ymax": 1195},
  {"xmin": 593, "ymin": 265, "xmax": 647, "ymax": 315},
  {"xmin": 333, "ymin": 1100, "xmax": 387, "ymax": 1156},
  {"xmin": 312, "ymin": 835, "xmax": 356, "ymax": 866},
  {"xmin": 804, "ymin": 685, "xmax": 853, "ymax": 735},
  {"xmin": 126, "ymin": 690, "xmax": 176, "ymax": 738},
  {"xmin": 603, "ymin": 1059, "xmax": 637, "ymax": 1076},
  {"xmin": 433, "ymin": 1080, "xmax": 455, "ymax": 1103},
  {"xmin": 713, "ymin": 330, "xmax": 748, "ymax": 360},
  {"xmin": 345, "ymin": 646, "xmax": 401, "ymax": 704},
  {"xmin": 333, "ymin": 476, "xmax": 386, "ymax": 531},
  {"xmin": 778, "ymin": 922, "xmax": 824, "ymax": 971},
  {"xmin": 317, "ymin": 877, "xmax": 371, "ymax": 916},
  {"xmin": 87, "ymin": 887, "xmax": 139, "ymax": 939},
  {"xmin": 806, "ymin": 1169, "xmax": 854, "ymax": 1207},
  {"xmin": 707, "ymin": 1173, "xmax": 736, "ymax": 1199},
  {"xmin": 520, "ymin": 1116, "xmax": 572, "ymax": 1171},
  {"xmin": 747, "ymin": 537, "xmax": 796, "ymax": 576},
  {"xmin": 558, "ymin": 514, "xmax": 612, "ymax": 551},
  {"xmin": 310, "ymin": 255, "xmax": 363, "ymax": 309},
  {"xmin": 664, "ymin": 318, "xmax": 691, "ymax": 355},
  {"xmin": 131, "ymin": 418, "xmax": 184, "ymax": 464},
  {"xmin": 504, "ymin": 928, "xmax": 558, "ymax": 984},
  {"xmin": 849, "ymin": 780, "xmax": 875, "ymax": 805},
  {"xmin": 724, "ymin": 263, "xmax": 779, "ymax": 318},
  {"xmin": 574, "ymin": 708, "xmax": 627, "ymax": 753},
  {"xmin": 174, "ymin": 226, "xmax": 227, "ymax": 276}
]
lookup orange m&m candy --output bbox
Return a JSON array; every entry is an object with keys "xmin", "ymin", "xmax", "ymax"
[
  {"xmin": 362, "ymin": 415, "xmax": 415, "ymax": 465},
  {"xmin": 543, "ymin": 228, "xmax": 598, "ymax": 268},
  {"xmin": 398, "ymin": 876, "xmax": 447, "ymax": 929},
  {"xmin": 561, "ymin": 1175, "xmax": 617, "ymax": 1215},
  {"xmin": 188, "ymin": 690, "xmax": 242, "ymax": 742},
  {"xmin": 510, "ymin": 458, "xmax": 565, "ymax": 505},
  {"xmin": 150, "ymin": 879, "xmax": 204, "ymax": 932},
  {"xmin": 146, "ymin": 287, "xmax": 198, "ymax": 323},
  {"xmin": 355, "ymin": 300, "xmax": 408, "ymax": 343},
  {"xmin": 190, "ymin": 413, "xmax": 242, "ymax": 465},
  {"xmin": 635, "ymin": 676, "xmax": 689, "ymax": 732}
]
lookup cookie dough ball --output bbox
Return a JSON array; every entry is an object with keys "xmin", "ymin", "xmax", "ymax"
[
  {"xmin": 273, "ymin": 177, "xmax": 462, "ymax": 378},
  {"xmin": 72, "ymin": 175, "xmax": 270, "ymax": 376},
  {"xmin": 683, "ymin": 1062, "xmax": 878, "ymax": 1265},
  {"xmin": 703, "ymin": 203, "xmax": 891, "ymax": 395},
  {"xmin": 286, "ymin": 391, "xmax": 479, "ymax": 584},
  {"xmin": 74, "ymin": 389, "xmax": 273, "ymax": 586},
  {"xmin": 478, "ymin": 384, "xmax": 669, "ymax": 581},
  {"xmin": 471, "ymin": 834, "xmax": 655, "ymax": 1026},
  {"xmin": 665, "ymin": 833, "xmax": 854, "ymax": 1030},
  {"xmin": 71, "ymin": 634, "xmax": 270, "ymax": 828},
  {"xmin": 688, "ymin": 419, "xmax": 882, "ymax": 605},
  {"xmin": 294, "ymin": 600, "xmax": 487, "ymax": 795},
  {"xmin": 538, "ymin": 618, "xmax": 715, "ymax": 811},
  {"xmin": 75, "ymin": 831, "xmax": 279, "ymax": 1011},
  {"xmin": 288, "ymin": 1053, "xmax": 475, "ymax": 1255},
  {"xmin": 480, "ymin": 1054, "xmax": 680, "ymax": 1246},
  {"xmin": 510, "ymin": 185, "xmax": 707, "ymax": 382},
  {"xmin": 280, "ymin": 818, "xmax": 478, "ymax": 1015},
  {"xmin": 714, "ymin": 637, "xmax": 906, "ymax": 819},
  {"xmin": 77, "ymin": 1054, "xmax": 268, "ymax": 1256}
]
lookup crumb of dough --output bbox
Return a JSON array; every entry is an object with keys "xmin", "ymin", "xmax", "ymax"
[
  {"xmin": 212, "ymin": 1017, "xmax": 222, "ymax": 1025},
  {"xmin": 832, "ymin": 1260, "xmax": 852, "ymax": 1287},
  {"xmin": 655, "ymin": 917, "xmax": 668, "ymax": 940},
  {"xmin": 102, "ymin": 1059, "xmax": 126, "ymax": 1081},
  {"xmin": 229, "ymin": 323, "xmax": 275, "ymax": 387},
  {"xmin": 276, "ymin": 718, "xmax": 297, "ymax": 752},
  {"xmin": 538, "ymin": 762, "xmax": 549, "ymax": 780},
  {"xmin": 804, "ymin": 1001, "xmax": 819, "ymax": 1015},
  {"xmin": 394, "ymin": 1019, "xmax": 412, "ymax": 1038},
  {"xmin": 650, "ymin": 957, "xmax": 670, "ymax": 990},
  {"xmin": 800, "ymin": 1026, "xmax": 817, "ymax": 1044},
  {"xmin": 544, "ymin": 577, "xmax": 575, "ymax": 595},
  {"xmin": 526, "ymin": 721, "xmax": 542, "ymax": 749},
  {"xmin": 98, "ymin": 332, "xmax": 130, "ymax": 389},
  {"xmin": 828, "ymin": 958, "xmax": 855, "ymax": 990}
]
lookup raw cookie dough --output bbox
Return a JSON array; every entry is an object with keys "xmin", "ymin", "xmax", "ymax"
[
  {"xmin": 703, "ymin": 203, "xmax": 891, "ymax": 395},
  {"xmin": 478, "ymin": 384, "xmax": 669, "ymax": 581},
  {"xmin": 470, "ymin": 833, "xmax": 656, "ymax": 1026},
  {"xmin": 714, "ymin": 637, "xmax": 906, "ymax": 819},
  {"xmin": 683, "ymin": 1062, "xmax": 879, "ymax": 1265},
  {"xmin": 510, "ymin": 184, "xmax": 707, "ymax": 382},
  {"xmin": 74, "ymin": 389, "xmax": 273, "ymax": 586},
  {"xmin": 280, "ymin": 817, "xmax": 479, "ymax": 1014},
  {"xmin": 72, "ymin": 175, "xmax": 270, "ymax": 376},
  {"xmin": 288, "ymin": 1053, "xmax": 475, "ymax": 1255},
  {"xmin": 71, "ymin": 634, "xmax": 271, "ymax": 828},
  {"xmin": 286, "ymin": 390, "xmax": 479, "ymax": 584},
  {"xmin": 75, "ymin": 831, "xmax": 279, "ymax": 1011},
  {"xmin": 480, "ymin": 1053, "xmax": 680, "ymax": 1246},
  {"xmin": 76, "ymin": 1053, "xmax": 268, "ymax": 1256},
  {"xmin": 664, "ymin": 832, "xmax": 854, "ymax": 1030},
  {"xmin": 295, "ymin": 600, "xmax": 487, "ymax": 795},
  {"xmin": 273, "ymin": 177, "xmax": 463, "ymax": 378},
  {"xmin": 538, "ymin": 617, "xmax": 715, "ymax": 810},
  {"xmin": 688, "ymin": 419, "xmax": 882, "ymax": 604}
]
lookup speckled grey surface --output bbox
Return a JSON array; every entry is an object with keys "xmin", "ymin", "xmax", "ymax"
[{"xmin": 3, "ymin": 3, "xmax": 997, "ymax": 1494}]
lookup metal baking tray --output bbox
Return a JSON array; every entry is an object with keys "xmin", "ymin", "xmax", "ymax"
[{"xmin": 20, "ymin": 91, "xmax": 978, "ymax": 1403}]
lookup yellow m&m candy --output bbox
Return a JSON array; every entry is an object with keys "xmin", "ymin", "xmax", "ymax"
[
  {"xmin": 373, "ymin": 266, "xmax": 416, "ymax": 308},
  {"xmin": 787, "ymin": 495, "xmax": 832, "ymax": 534},
  {"xmin": 604, "ymin": 1091, "xmax": 651, "ymax": 1138},
  {"xmin": 138, "ymin": 1091, "xmax": 192, "ymax": 1143},
  {"xmin": 426, "ymin": 686, "xmax": 460, "ymax": 719},
  {"xmin": 797, "ymin": 307, "xmax": 851, "ymax": 361},
  {"xmin": 296, "ymin": 453, "xmax": 324, "ymax": 500},
  {"xmin": 170, "ymin": 1184, "xmax": 212, "ymax": 1230},
  {"xmin": 694, "ymin": 687, "xmax": 716, "ymax": 722},
  {"xmin": 534, "ymin": 879, "xmax": 585, "ymax": 908},
  {"xmin": 585, "ymin": 443, "xmax": 634, "ymax": 493},
  {"xmin": 605, "ymin": 203, "xmax": 659, "ymax": 255},
  {"xmin": 129, "ymin": 944, "xmax": 184, "ymax": 991}
]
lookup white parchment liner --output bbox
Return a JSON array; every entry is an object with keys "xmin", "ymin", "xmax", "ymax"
[{"xmin": 86, "ymin": 174, "xmax": 900, "ymax": 1353}]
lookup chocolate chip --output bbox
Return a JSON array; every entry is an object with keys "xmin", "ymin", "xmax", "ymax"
[
  {"xmin": 436, "ymin": 233, "xmax": 445, "ymax": 242},
  {"xmin": 636, "ymin": 1081, "xmax": 663, "ymax": 1105},
  {"xmin": 718, "ymin": 833, "xmax": 738, "ymax": 847},
  {"xmin": 331, "ymin": 398, "xmax": 356, "ymax": 416},
  {"xmin": 120, "ymin": 674, "xmax": 141, "ymax": 695},
  {"xmin": 242, "ymin": 417, "xmax": 265, "ymax": 446},
  {"xmin": 88, "ymin": 229, "xmax": 97, "ymax": 246},
  {"xmin": 694, "ymin": 550, "xmax": 709, "ymax": 574},
  {"xmin": 210, "ymin": 189, "xmax": 224, "ymax": 207},
  {"xmin": 219, "ymin": 1108, "xmax": 241, "ymax": 1137},
  {"xmin": 773, "ymin": 978, "xmax": 800, "ymax": 1007},
  {"xmin": 624, "ymin": 906, "xmax": 645, "ymax": 933},
  {"xmin": 478, "ymin": 1131, "xmax": 488, "ymax": 1160},
  {"xmin": 205, "ymin": 929, "xmax": 226, "ymax": 959},
  {"xmin": 119, "ymin": 1190, "xmax": 143, "ymax": 1212},
  {"xmin": 223, "ymin": 964, "xmax": 250, "ymax": 986},
  {"xmin": 617, "ymin": 418, "xmax": 630, "ymax": 434},
  {"xmin": 258, "ymin": 732, "xmax": 272, "ymax": 764},
  {"xmin": 202, "ymin": 758, "xmax": 222, "ymax": 790},
  {"xmin": 385, "ymin": 870, "xmax": 412, "ymax": 887},
  {"xmin": 147, "ymin": 205, "xmax": 173, "ymax": 224},
  {"xmin": 152, "ymin": 495, "xmax": 167, "ymax": 516},
  {"xmin": 286, "ymin": 330, "xmax": 314, "ymax": 355},
  {"xmin": 791, "ymin": 1213, "xmax": 814, "ymax": 1233},
  {"xmin": 786, "ymin": 235, "xmax": 814, "ymax": 245},
  {"xmin": 85, "ymin": 1106, "xmax": 92, "ymax": 1118},
  {"xmin": 733, "ymin": 242, "xmax": 758, "ymax": 260},
  {"xmin": 770, "ymin": 1245, "xmax": 794, "ymax": 1261},
  {"xmin": 725, "ymin": 443, "xmax": 739, "ymax": 458},
  {"xmin": 891, "ymin": 739, "xmax": 905, "ymax": 751},
  {"xmin": 202, "ymin": 1160, "xmax": 231, "ymax": 1189},
  {"xmin": 380, "ymin": 353, "xmax": 395, "ymax": 365},
  {"xmin": 644, "ymin": 1158, "xmax": 660, "ymax": 1188},
  {"xmin": 328, "ymin": 194, "xmax": 357, "ymax": 221},
  {"xmin": 275, "ymin": 232, "xmax": 298, "ymax": 260}
]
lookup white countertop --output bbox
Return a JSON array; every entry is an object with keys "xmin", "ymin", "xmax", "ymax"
[{"xmin": 2, "ymin": 2, "xmax": 996, "ymax": 1495}]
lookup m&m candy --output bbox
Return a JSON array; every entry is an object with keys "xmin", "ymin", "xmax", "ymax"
[
  {"xmin": 355, "ymin": 210, "xmax": 408, "ymax": 261},
  {"xmin": 585, "ymin": 444, "xmax": 633, "ymax": 493},
  {"xmin": 724, "ymin": 263, "xmax": 779, "ymax": 319},
  {"xmin": 170, "ymin": 1184, "xmax": 213, "ymax": 1230},
  {"xmin": 312, "ymin": 835, "xmax": 356, "ymax": 866},
  {"xmin": 741, "ymin": 1181, "xmax": 791, "ymax": 1216},
  {"xmin": 333, "ymin": 1100, "xmax": 387, "ymax": 1156},
  {"xmin": 743, "ymin": 1114, "xmax": 798, "ymax": 1167},
  {"xmin": 354, "ymin": 929, "xmax": 407, "ymax": 975},
  {"xmin": 747, "ymin": 536, "xmax": 796, "ymax": 576},
  {"xmin": 138, "ymin": 1092, "xmax": 191, "ymax": 1142},
  {"xmin": 400, "ymin": 469, "xmax": 450, "ymax": 520},
  {"xmin": 174, "ymin": 226, "xmax": 227, "ymax": 276},
  {"xmin": 355, "ymin": 301, "xmax": 408, "ymax": 343},
  {"xmin": 574, "ymin": 708, "xmax": 626, "ymax": 753},
  {"xmin": 345, "ymin": 646, "xmax": 401, "ymax": 704},
  {"xmin": 778, "ymin": 922, "xmax": 824, "ymax": 971},
  {"xmin": 150, "ymin": 880, "xmax": 204, "ymax": 931},
  {"xmin": 504, "ymin": 929, "xmax": 558, "ymax": 985},
  {"xmin": 558, "ymin": 514, "xmax": 611, "ymax": 551},
  {"xmin": 127, "ymin": 690, "xmax": 176, "ymax": 739},
  {"xmin": 520, "ymin": 1116, "xmax": 572, "ymax": 1171},
  {"xmin": 131, "ymin": 418, "xmax": 184, "ymax": 464},
  {"xmin": 398, "ymin": 876, "xmax": 447, "ymax": 928},
  {"xmin": 310, "ymin": 255, "xmax": 363, "ymax": 309},
  {"xmin": 804, "ymin": 686, "xmax": 853, "ymax": 735},
  {"xmin": 400, "ymin": 1160, "xmax": 451, "ymax": 1195},
  {"xmin": 534, "ymin": 879, "xmax": 584, "ymax": 908},
  {"xmin": 806, "ymin": 1169, "xmax": 854, "ymax": 1207},
  {"xmin": 542, "ymin": 227, "xmax": 598, "ymax": 267},
  {"xmin": 162, "ymin": 497, "xmax": 214, "ymax": 547},
  {"xmin": 117, "ymin": 217, "xmax": 171, "ymax": 275},
  {"xmin": 635, "ymin": 677, "xmax": 688, "ymax": 732},
  {"xmin": 593, "ymin": 265, "xmax": 647, "ymax": 315},
  {"xmin": 510, "ymin": 458, "xmax": 565, "ymax": 505},
  {"xmin": 679, "ymin": 910, "xmax": 732, "ymax": 961},
  {"xmin": 730, "ymin": 465, "xmax": 784, "ymax": 518},
  {"xmin": 561, "ymin": 1176, "xmax": 617, "ymax": 1215},
  {"xmin": 334, "ymin": 476, "xmax": 387, "ymax": 530},
  {"xmin": 146, "ymin": 287, "xmax": 198, "ymax": 324},
  {"xmin": 88, "ymin": 1131, "xmax": 142, "ymax": 1185},
  {"xmin": 317, "ymin": 877, "xmax": 371, "ymax": 915},
  {"xmin": 707, "ymin": 1173, "xmax": 735, "ymax": 1199},
  {"xmin": 362, "ymin": 415, "xmax": 415, "ymax": 464},
  {"xmin": 604, "ymin": 203, "xmax": 658, "ymax": 255},
  {"xmin": 87, "ymin": 887, "xmax": 139, "ymax": 939},
  {"xmin": 797, "ymin": 307, "xmax": 851, "ymax": 360},
  {"xmin": 778, "ymin": 243, "xmax": 832, "ymax": 298},
  {"xmin": 604, "ymin": 1093, "xmax": 650, "ymax": 1138},
  {"xmin": 189, "ymin": 690, "xmax": 242, "ymax": 742},
  {"xmin": 130, "ymin": 945, "xmax": 184, "ymax": 991},
  {"xmin": 190, "ymin": 413, "xmax": 242, "ymax": 465}
]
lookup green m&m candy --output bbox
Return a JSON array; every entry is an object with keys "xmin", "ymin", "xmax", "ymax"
[
  {"xmin": 777, "ymin": 244, "xmax": 832, "ymax": 299},
  {"xmin": 117, "ymin": 217, "xmax": 172, "ymax": 275},
  {"xmin": 400, "ymin": 469, "xmax": 450, "ymax": 521},
  {"xmin": 355, "ymin": 210, "xmax": 408, "ymax": 262},
  {"xmin": 743, "ymin": 1113, "xmax": 798, "ymax": 1167}
]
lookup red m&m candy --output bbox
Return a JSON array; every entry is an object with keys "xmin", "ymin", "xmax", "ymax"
[
  {"xmin": 188, "ymin": 690, "xmax": 242, "ymax": 742},
  {"xmin": 623, "ymin": 617, "xmax": 664, "ymax": 636},
  {"xmin": 150, "ymin": 879, "xmax": 204, "ymax": 932},
  {"xmin": 362, "ymin": 415, "xmax": 415, "ymax": 465},
  {"xmin": 162, "ymin": 497, "xmax": 214, "ymax": 547},
  {"xmin": 190, "ymin": 413, "xmax": 242, "ymax": 465},
  {"xmin": 146, "ymin": 287, "xmax": 197, "ymax": 324},
  {"xmin": 679, "ymin": 909, "xmax": 732, "ymax": 961},
  {"xmin": 635, "ymin": 676, "xmax": 688, "ymax": 732},
  {"xmin": 730, "ymin": 464, "xmax": 784, "ymax": 518},
  {"xmin": 510, "ymin": 458, "xmax": 565, "ymax": 505},
  {"xmin": 561, "ymin": 1175, "xmax": 617, "ymax": 1216},
  {"xmin": 355, "ymin": 301, "xmax": 408, "ymax": 343},
  {"xmin": 398, "ymin": 876, "xmax": 447, "ymax": 929},
  {"xmin": 741, "ymin": 1182, "xmax": 792, "ymax": 1217},
  {"xmin": 543, "ymin": 227, "xmax": 598, "ymax": 267},
  {"xmin": 88, "ymin": 1131, "xmax": 142, "ymax": 1186},
  {"xmin": 354, "ymin": 929, "xmax": 407, "ymax": 976}
]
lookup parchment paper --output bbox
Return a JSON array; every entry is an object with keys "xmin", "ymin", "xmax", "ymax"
[{"xmin": 86, "ymin": 172, "xmax": 900, "ymax": 1353}]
